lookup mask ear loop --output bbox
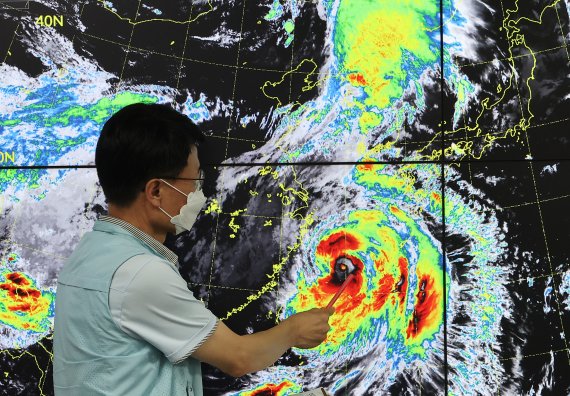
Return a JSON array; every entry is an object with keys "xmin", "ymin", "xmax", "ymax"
[
  {"xmin": 158, "ymin": 179, "xmax": 188, "ymax": 220},
  {"xmin": 159, "ymin": 179, "xmax": 188, "ymax": 197},
  {"xmin": 158, "ymin": 207, "xmax": 173, "ymax": 219}
]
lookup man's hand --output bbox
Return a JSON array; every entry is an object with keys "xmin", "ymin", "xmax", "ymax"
[{"xmin": 284, "ymin": 307, "xmax": 335, "ymax": 349}]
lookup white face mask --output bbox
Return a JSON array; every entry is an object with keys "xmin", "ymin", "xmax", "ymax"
[{"xmin": 159, "ymin": 179, "xmax": 207, "ymax": 234}]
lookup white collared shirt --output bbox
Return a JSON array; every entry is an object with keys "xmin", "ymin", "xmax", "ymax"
[{"xmin": 101, "ymin": 216, "xmax": 218, "ymax": 363}]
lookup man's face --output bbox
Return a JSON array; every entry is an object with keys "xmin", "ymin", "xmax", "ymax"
[{"xmin": 159, "ymin": 146, "xmax": 201, "ymax": 233}]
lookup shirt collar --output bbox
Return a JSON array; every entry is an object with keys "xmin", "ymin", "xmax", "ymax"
[{"xmin": 99, "ymin": 215, "xmax": 179, "ymax": 267}]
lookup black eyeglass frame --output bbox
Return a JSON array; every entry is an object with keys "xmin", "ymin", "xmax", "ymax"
[{"xmin": 144, "ymin": 169, "xmax": 205, "ymax": 191}]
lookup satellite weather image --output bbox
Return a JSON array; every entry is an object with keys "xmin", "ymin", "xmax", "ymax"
[{"xmin": 1, "ymin": 0, "xmax": 570, "ymax": 394}]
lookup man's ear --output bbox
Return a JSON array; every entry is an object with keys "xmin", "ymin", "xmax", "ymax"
[{"xmin": 144, "ymin": 179, "xmax": 162, "ymax": 208}]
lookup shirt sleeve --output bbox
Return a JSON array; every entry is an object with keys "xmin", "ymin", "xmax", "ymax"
[{"xmin": 109, "ymin": 255, "xmax": 218, "ymax": 364}]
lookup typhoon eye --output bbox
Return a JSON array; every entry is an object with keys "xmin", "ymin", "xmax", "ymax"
[{"xmin": 333, "ymin": 257, "xmax": 356, "ymax": 283}]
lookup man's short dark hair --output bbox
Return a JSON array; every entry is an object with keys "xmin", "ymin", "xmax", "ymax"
[{"xmin": 95, "ymin": 103, "xmax": 205, "ymax": 206}]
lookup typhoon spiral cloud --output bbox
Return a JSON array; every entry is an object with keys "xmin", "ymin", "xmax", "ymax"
[{"xmin": 287, "ymin": 205, "xmax": 445, "ymax": 360}]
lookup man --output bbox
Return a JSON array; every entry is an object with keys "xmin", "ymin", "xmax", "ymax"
[{"xmin": 53, "ymin": 103, "xmax": 334, "ymax": 395}]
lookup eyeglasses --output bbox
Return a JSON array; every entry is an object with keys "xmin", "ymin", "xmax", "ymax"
[{"xmin": 157, "ymin": 169, "xmax": 205, "ymax": 191}]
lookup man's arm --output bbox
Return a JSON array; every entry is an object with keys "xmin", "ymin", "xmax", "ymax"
[
  {"xmin": 109, "ymin": 256, "xmax": 333, "ymax": 375},
  {"xmin": 192, "ymin": 308, "xmax": 334, "ymax": 377}
]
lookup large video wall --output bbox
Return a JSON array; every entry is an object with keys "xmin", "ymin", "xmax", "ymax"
[{"xmin": 1, "ymin": 0, "xmax": 570, "ymax": 394}]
